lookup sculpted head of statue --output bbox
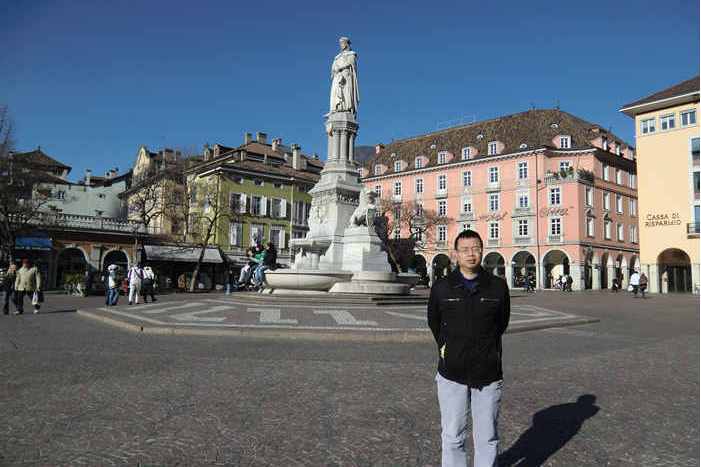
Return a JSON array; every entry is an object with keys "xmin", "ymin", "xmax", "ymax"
[{"xmin": 339, "ymin": 36, "xmax": 351, "ymax": 51}]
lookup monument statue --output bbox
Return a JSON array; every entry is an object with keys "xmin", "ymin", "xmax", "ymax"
[
  {"xmin": 329, "ymin": 36, "xmax": 359, "ymax": 115},
  {"xmin": 348, "ymin": 186, "xmax": 377, "ymax": 228}
]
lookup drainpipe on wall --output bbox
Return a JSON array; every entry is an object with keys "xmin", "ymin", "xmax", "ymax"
[{"xmin": 535, "ymin": 151, "xmax": 542, "ymax": 289}]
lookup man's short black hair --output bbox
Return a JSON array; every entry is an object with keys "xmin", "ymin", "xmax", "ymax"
[{"xmin": 454, "ymin": 229, "xmax": 483, "ymax": 250}]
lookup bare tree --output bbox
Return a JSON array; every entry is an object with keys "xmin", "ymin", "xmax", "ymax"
[
  {"xmin": 374, "ymin": 197, "xmax": 451, "ymax": 272},
  {"xmin": 184, "ymin": 173, "xmax": 241, "ymax": 292},
  {"xmin": 0, "ymin": 106, "xmax": 54, "ymax": 263}
]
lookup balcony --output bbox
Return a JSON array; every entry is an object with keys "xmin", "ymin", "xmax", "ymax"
[
  {"xmin": 458, "ymin": 211, "xmax": 475, "ymax": 221},
  {"xmin": 688, "ymin": 222, "xmax": 700, "ymax": 237},
  {"xmin": 547, "ymin": 234, "xmax": 564, "ymax": 244},
  {"xmin": 392, "ymin": 193, "xmax": 403, "ymax": 203},
  {"xmin": 485, "ymin": 181, "xmax": 501, "ymax": 192},
  {"xmin": 435, "ymin": 189, "xmax": 448, "ymax": 199},
  {"xmin": 486, "ymin": 238, "xmax": 500, "ymax": 248},
  {"xmin": 31, "ymin": 212, "xmax": 147, "ymax": 234},
  {"xmin": 516, "ymin": 178, "xmax": 530, "ymax": 187}
]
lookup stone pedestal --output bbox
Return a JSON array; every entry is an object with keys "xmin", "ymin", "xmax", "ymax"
[
  {"xmin": 341, "ymin": 227, "xmax": 390, "ymax": 272},
  {"xmin": 570, "ymin": 264, "xmax": 582, "ymax": 291}
]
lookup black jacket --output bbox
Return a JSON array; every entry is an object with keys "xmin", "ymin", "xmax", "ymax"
[{"xmin": 427, "ymin": 267, "xmax": 510, "ymax": 388}]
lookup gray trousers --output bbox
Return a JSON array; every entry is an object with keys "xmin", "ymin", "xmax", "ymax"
[{"xmin": 436, "ymin": 373, "xmax": 502, "ymax": 467}]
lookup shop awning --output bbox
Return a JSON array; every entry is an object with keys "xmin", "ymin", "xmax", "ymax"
[
  {"xmin": 15, "ymin": 236, "xmax": 52, "ymax": 251},
  {"xmin": 143, "ymin": 245, "xmax": 224, "ymax": 264}
]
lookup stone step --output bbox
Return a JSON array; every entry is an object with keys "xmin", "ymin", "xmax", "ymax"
[{"xmin": 230, "ymin": 292, "xmax": 428, "ymax": 307}]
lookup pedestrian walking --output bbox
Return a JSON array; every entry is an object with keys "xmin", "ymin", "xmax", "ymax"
[
  {"xmin": 142, "ymin": 266, "xmax": 157, "ymax": 303},
  {"xmin": 639, "ymin": 272, "xmax": 648, "ymax": 299},
  {"xmin": 14, "ymin": 259, "xmax": 43, "ymax": 314},
  {"xmin": 565, "ymin": 273, "xmax": 573, "ymax": 292},
  {"xmin": 427, "ymin": 229, "xmax": 510, "ymax": 467},
  {"xmin": 629, "ymin": 271, "xmax": 641, "ymax": 297},
  {"xmin": 127, "ymin": 263, "xmax": 144, "ymax": 305},
  {"xmin": 525, "ymin": 272, "xmax": 536, "ymax": 293},
  {"xmin": 105, "ymin": 264, "xmax": 120, "ymax": 306},
  {"xmin": 0, "ymin": 263, "xmax": 17, "ymax": 315}
]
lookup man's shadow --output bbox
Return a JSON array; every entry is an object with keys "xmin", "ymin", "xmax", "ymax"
[{"xmin": 498, "ymin": 394, "xmax": 600, "ymax": 467}]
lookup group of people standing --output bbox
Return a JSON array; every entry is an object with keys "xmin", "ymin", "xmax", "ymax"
[
  {"xmin": 0, "ymin": 259, "xmax": 44, "ymax": 315},
  {"xmin": 102, "ymin": 263, "xmax": 157, "ymax": 306}
]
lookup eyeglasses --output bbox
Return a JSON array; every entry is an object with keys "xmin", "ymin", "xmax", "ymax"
[{"xmin": 456, "ymin": 247, "xmax": 483, "ymax": 255}]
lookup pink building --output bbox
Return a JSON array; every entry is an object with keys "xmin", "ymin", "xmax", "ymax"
[{"xmin": 361, "ymin": 109, "xmax": 639, "ymax": 290}]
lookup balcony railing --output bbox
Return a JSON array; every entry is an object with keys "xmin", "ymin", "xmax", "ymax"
[
  {"xmin": 513, "ymin": 206, "xmax": 534, "ymax": 216},
  {"xmin": 435, "ymin": 189, "xmax": 448, "ymax": 198},
  {"xmin": 486, "ymin": 238, "xmax": 500, "ymax": 248},
  {"xmin": 548, "ymin": 234, "xmax": 564, "ymax": 244},
  {"xmin": 458, "ymin": 212, "xmax": 475, "ymax": 221},
  {"xmin": 31, "ymin": 212, "xmax": 147, "ymax": 234},
  {"xmin": 485, "ymin": 181, "xmax": 501, "ymax": 192},
  {"xmin": 513, "ymin": 236, "xmax": 532, "ymax": 245},
  {"xmin": 688, "ymin": 222, "xmax": 700, "ymax": 237}
]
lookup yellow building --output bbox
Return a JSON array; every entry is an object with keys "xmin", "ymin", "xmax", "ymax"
[{"xmin": 621, "ymin": 76, "xmax": 699, "ymax": 293}]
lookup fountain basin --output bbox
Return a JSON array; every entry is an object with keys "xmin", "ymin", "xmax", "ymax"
[{"xmin": 265, "ymin": 269, "xmax": 353, "ymax": 294}]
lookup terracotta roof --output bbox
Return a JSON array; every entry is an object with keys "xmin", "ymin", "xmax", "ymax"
[
  {"xmin": 222, "ymin": 158, "xmax": 321, "ymax": 183},
  {"xmin": 621, "ymin": 76, "xmax": 700, "ymax": 109},
  {"xmin": 11, "ymin": 148, "xmax": 71, "ymax": 170},
  {"xmin": 33, "ymin": 172, "xmax": 71, "ymax": 185},
  {"xmin": 364, "ymin": 108, "xmax": 630, "ymax": 171}
]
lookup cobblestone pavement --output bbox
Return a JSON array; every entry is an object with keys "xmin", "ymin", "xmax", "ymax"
[{"xmin": 0, "ymin": 291, "xmax": 697, "ymax": 466}]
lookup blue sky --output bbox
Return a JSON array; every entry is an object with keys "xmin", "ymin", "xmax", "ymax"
[{"xmin": 2, "ymin": 0, "xmax": 698, "ymax": 181}]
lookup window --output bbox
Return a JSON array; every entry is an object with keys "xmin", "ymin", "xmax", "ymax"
[
  {"xmin": 250, "ymin": 224, "xmax": 265, "ymax": 246},
  {"xmin": 630, "ymin": 198, "xmax": 637, "ymax": 216},
  {"xmin": 271, "ymin": 198, "xmax": 286, "ymax": 218},
  {"xmin": 518, "ymin": 192, "xmax": 529, "ymax": 208},
  {"xmin": 55, "ymin": 190, "xmax": 65, "ymax": 200},
  {"xmin": 559, "ymin": 136, "xmax": 571, "ymax": 149},
  {"xmin": 254, "ymin": 179, "xmax": 264, "ymax": 187},
  {"xmin": 414, "ymin": 157, "xmax": 423, "ymax": 169},
  {"xmin": 394, "ymin": 227, "xmax": 401, "ymax": 240},
  {"xmin": 461, "ymin": 147, "xmax": 472, "ymax": 160},
  {"xmin": 629, "ymin": 173, "xmax": 637, "ymax": 188},
  {"xmin": 229, "ymin": 192, "xmax": 242, "ymax": 213},
  {"xmin": 660, "ymin": 113, "xmax": 675, "ymax": 131},
  {"xmin": 630, "ymin": 225, "xmax": 638, "ymax": 243},
  {"xmin": 602, "ymin": 136, "xmax": 609, "ymax": 151},
  {"xmin": 415, "ymin": 178, "xmax": 424, "ymax": 194},
  {"xmin": 374, "ymin": 165, "xmax": 382, "ymax": 176},
  {"xmin": 462, "ymin": 223, "xmax": 471, "ymax": 231},
  {"xmin": 559, "ymin": 160, "xmax": 571, "ymax": 172},
  {"xmin": 518, "ymin": 161, "xmax": 528, "ymax": 179},
  {"xmin": 270, "ymin": 225, "xmax": 285, "ymax": 249},
  {"xmin": 488, "ymin": 221, "xmax": 499, "ymax": 239},
  {"xmin": 488, "ymin": 193, "xmax": 500, "ymax": 211},
  {"xmin": 517, "ymin": 219, "xmax": 529, "ymax": 237},
  {"xmin": 602, "ymin": 163, "xmax": 609, "ymax": 181},
  {"xmin": 616, "ymin": 194, "xmax": 623, "ymax": 213},
  {"xmin": 615, "ymin": 143, "xmax": 621, "ymax": 156},
  {"xmin": 394, "ymin": 160, "xmax": 402, "ymax": 172},
  {"xmin": 438, "ymin": 151, "xmax": 448, "ymax": 164},
  {"xmin": 550, "ymin": 217, "xmax": 562, "ymax": 236},
  {"xmin": 604, "ymin": 219, "xmax": 612, "ymax": 239},
  {"xmin": 251, "ymin": 196, "xmax": 262, "ymax": 216},
  {"xmin": 586, "ymin": 217, "xmax": 595, "ymax": 237},
  {"xmin": 617, "ymin": 223, "xmax": 624, "ymax": 241},
  {"xmin": 463, "ymin": 171, "xmax": 472, "ymax": 187},
  {"xmin": 374, "ymin": 185, "xmax": 382, "ymax": 197},
  {"xmin": 415, "ymin": 202, "xmax": 424, "ymax": 216},
  {"xmin": 681, "ymin": 109, "xmax": 697, "ymax": 127},
  {"xmin": 437, "ymin": 174, "xmax": 447, "ymax": 192},
  {"xmin": 603, "ymin": 192, "xmax": 611, "ymax": 210},
  {"xmin": 641, "ymin": 118, "xmax": 656, "ymax": 134},
  {"xmin": 437, "ymin": 225, "xmax": 447, "ymax": 243},
  {"xmin": 489, "ymin": 167, "xmax": 499, "ymax": 183},
  {"xmin": 273, "ymin": 182, "xmax": 283, "ymax": 189},
  {"xmin": 616, "ymin": 169, "xmax": 624, "ymax": 185},
  {"xmin": 438, "ymin": 200, "xmax": 447, "ymax": 217},
  {"xmin": 393, "ymin": 181, "xmax": 402, "ymax": 197},
  {"xmin": 585, "ymin": 187, "xmax": 593, "ymax": 206},
  {"xmin": 462, "ymin": 198, "xmax": 472, "ymax": 214},
  {"xmin": 229, "ymin": 222, "xmax": 243, "ymax": 246},
  {"xmin": 488, "ymin": 141, "xmax": 498, "ymax": 156},
  {"xmin": 549, "ymin": 187, "xmax": 561, "ymax": 206}
]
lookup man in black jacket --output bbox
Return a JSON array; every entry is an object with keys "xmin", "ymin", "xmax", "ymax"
[{"xmin": 427, "ymin": 229, "xmax": 510, "ymax": 467}]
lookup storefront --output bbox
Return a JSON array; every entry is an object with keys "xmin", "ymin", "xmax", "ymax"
[{"xmin": 141, "ymin": 245, "xmax": 227, "ymax": 291}]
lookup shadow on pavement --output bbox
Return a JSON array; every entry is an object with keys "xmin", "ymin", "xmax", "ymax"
[{"xmin": 499, "ymin": 394, "xmax": 600, "ymax": 467}]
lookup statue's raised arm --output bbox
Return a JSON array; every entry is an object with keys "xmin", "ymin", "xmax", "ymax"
[{"xmin": 329, "ymin": 36, "xmax": 359, "ymax": 116}]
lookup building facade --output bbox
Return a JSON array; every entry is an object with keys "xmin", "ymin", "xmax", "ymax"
[
  {"xmin": 186, "ymin": 132, "xmax": 321, "ymax": 266},
  {"xmin": 621, "ymin": 76, "xmax": 699, "ymax": 293},
  {"xmin": 361, "ymin": 109, "xmax": 639, "ymax": 290}
]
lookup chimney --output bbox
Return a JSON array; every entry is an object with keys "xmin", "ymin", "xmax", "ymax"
[
  {"xmin": 256, "ymin": 132, "xmax": 268, "ymax": 145},
  {"xmin": 244, "ymin": 132, "xmax": 252, "ymax": 145},
  {"xmin": 203, "ymin": 143, "xmax": 211, "ymax": 161},
  {"xmin": 375, "ymin": 144, "xmax": 385, "ymax": 155},
  {"xmin": 85, "ymin": 169, "xmax": 92, "ymax": 185},
  {"xmin": 272, "ymin": 138, "xmax": 282, "ymax": 152},
  {"xmin": 239, "ymin": 150, "xmax": 247, "ymax": 162},
  {"xmin": 213, "ymin": 144, "xmax": 220, "ymax": 158},
  {"xmin": 292, "ymin": 144, "xmax": 302, "ymax": 170}
]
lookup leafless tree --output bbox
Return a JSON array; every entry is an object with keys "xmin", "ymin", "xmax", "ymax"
[
  {"xmin": 0, "ymin": 106, "xmax": 54, "ymax": 263},
  {"xmin": 184, "ymin": 173, "xmax": 242, "ymax": 292},
  {"xmin": 374, "ymin": 197, "xmax": 451, "ymax": 272}
]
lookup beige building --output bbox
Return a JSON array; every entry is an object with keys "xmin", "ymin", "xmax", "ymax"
[{"xmin": 621, "ymin": 76, "xmax": 699, "ymax": 293}]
